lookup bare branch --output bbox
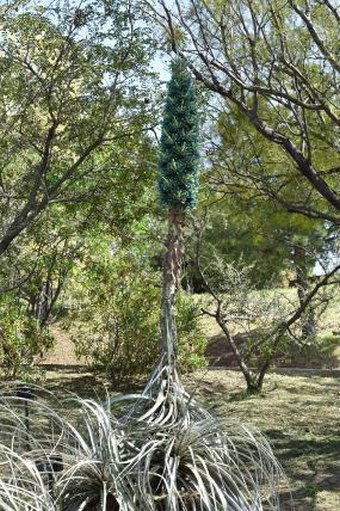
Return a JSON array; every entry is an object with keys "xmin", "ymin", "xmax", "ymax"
[{"xmin": 289, "ymin": 0, "xmax": 340, "ymax": 73}]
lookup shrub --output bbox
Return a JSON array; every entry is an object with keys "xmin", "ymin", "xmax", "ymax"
[
  {"xmin": 176, "ymin": 292, "xmax": 207, "ymax": 372},
  {"xmin": 70, "ymin": 247, "xmax": 207, "ymax": 384},
  {"xmin": 0, "ymin": 296, "xmax": 54, "ymax": 379}
]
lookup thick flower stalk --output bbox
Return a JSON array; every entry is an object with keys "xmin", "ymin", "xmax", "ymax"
[{"xmin": 158, "ymin": 57, "xmax": 199, "ymax": 370}]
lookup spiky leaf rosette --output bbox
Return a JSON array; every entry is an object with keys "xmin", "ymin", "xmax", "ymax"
[
  {"xmin": 0, "ymin": 381, "xmax": 288, "ymax": 510},
  {"xmin": 0, "ymin": 384, "xmax": 135, "ymax": 511},
  {"xmin": 158, "ymin": 58, "xmax": 199, "ymax": 211},
  {"xmin": 119, "ymin": 365, "xmax": 285, "ymax": 510}
]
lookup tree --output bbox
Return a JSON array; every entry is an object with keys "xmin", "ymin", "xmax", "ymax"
[
  {"xmin": 194, "ymin": 225, "xmax": 339, "ymax": 393},
  {"xmin": 0, "ymin": 0, "xmax": 160, "ymax": 374},
  {"xmin": 143, "ymin": 0, "xmax": 339, "ymax": 375},
  {"xmin": 158, "ymin": 57, "xmax": 200, "ymax": 369},
  {"xmin": 144, "ymin": 0, "xmax": 340, "ymax": 225},
  {"xmin": 201, "ymin": 105, "xmax": 331, "ymax": 336},
  {"xmin": 0, "ymin": 0, "xmax": 156, "ymax": 257}
]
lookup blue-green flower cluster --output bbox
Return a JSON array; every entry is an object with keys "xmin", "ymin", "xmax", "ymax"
[{"xmin": 158, "ymin": 58, "xmax": 199, "ymax": 211}]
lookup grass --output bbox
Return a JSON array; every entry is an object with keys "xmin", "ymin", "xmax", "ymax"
[
  {"xmin": 183, "ymin": 369, "xmax": 340, "ymax": 511},
  {"xmin": 193, "ymin": 283, "xmax": 339, "ymax": 509}
]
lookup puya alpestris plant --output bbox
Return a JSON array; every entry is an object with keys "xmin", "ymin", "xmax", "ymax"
[
  {"xmin": 0, "ymin": 60, "xmax": 288, "ymax": 510},
  {"xmin": 158, "ymin": 57, "xmax": 200, "ymax": 371},
  {"xmin": 114, "ymin": 57, "xmax": 287, "ymax": 510},
  {"xmin": 0, "ymin": 382, "xmax": 285, "ymax": 510}
]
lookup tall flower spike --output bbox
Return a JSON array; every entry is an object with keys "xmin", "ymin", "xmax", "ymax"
[
  {"xmin": 158, "ymin": 58, "xmax": 200, "ymax": 371},
  {"xmin": 158, "ymin": 58, "xmax": 199, "ymax": 212}
]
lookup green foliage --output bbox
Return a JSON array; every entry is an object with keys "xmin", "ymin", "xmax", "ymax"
[
  {"xmin": 73, "ymin": 267, "xmax": 160, "ymax": 383},
  {"xmin": 0, "ymin": 0, "xmax": 160, "ymax": 362},
  {"xmin": 166, "ymin": 0, "xmax": 340, "ymax": 222},
  {"xmin": 158, "ymin": 58, "xmax": 200, "ymax": 211},
  {"xmin": 0, "ymin": 296, "xmax": 54, "ymax": 379},
  {"xmin": 176, "ymin": 292, "xmax": 207, "ymax": 372},
  {"xmin": 0, "ymin": 0, "xmax": 158, "ymax": 257},
  {"xmin": 69, "ymin": 239, "xmax": 207, "ymax": 383},
  {"xmin": 197, "ymin": 102, "xmax": 329, "ymax": 288}
]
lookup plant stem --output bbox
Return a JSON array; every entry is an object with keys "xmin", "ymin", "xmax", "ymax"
[{"xmin": 160, "ymin": 209, "xmax": 186, "ymax": 373}]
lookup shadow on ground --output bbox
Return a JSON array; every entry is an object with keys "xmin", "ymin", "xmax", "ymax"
[
  {"xmin": 271, "ymin": 433, "xmax": 340, "ymax": 511},
  {"xmin": 41, "ymin": 364, "xmax": 146, "ymax": 401},
  {"xmin": 205, "ymin": 332, "xmax": 340, "ymax": 370}
]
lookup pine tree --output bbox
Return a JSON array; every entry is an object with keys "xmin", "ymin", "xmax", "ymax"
[{"xmin": 158, "ymin": 58, "xmax": 199, "ymax": 369}]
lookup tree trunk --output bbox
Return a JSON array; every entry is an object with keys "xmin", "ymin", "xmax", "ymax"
[
  {"xmin": 37, "ymin": 278, "xmax": 52, "ymax": 326},
  {"xmin": 160, "ymin": 210, "xmax": 186, "ymax": 371},
  {"xmin": 215, "ymin": 306, "xmax": 267, "ymax": 394},
  {"xmin": 292, "ymin": 243, "xmax": 316, "ymax": 339}
]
